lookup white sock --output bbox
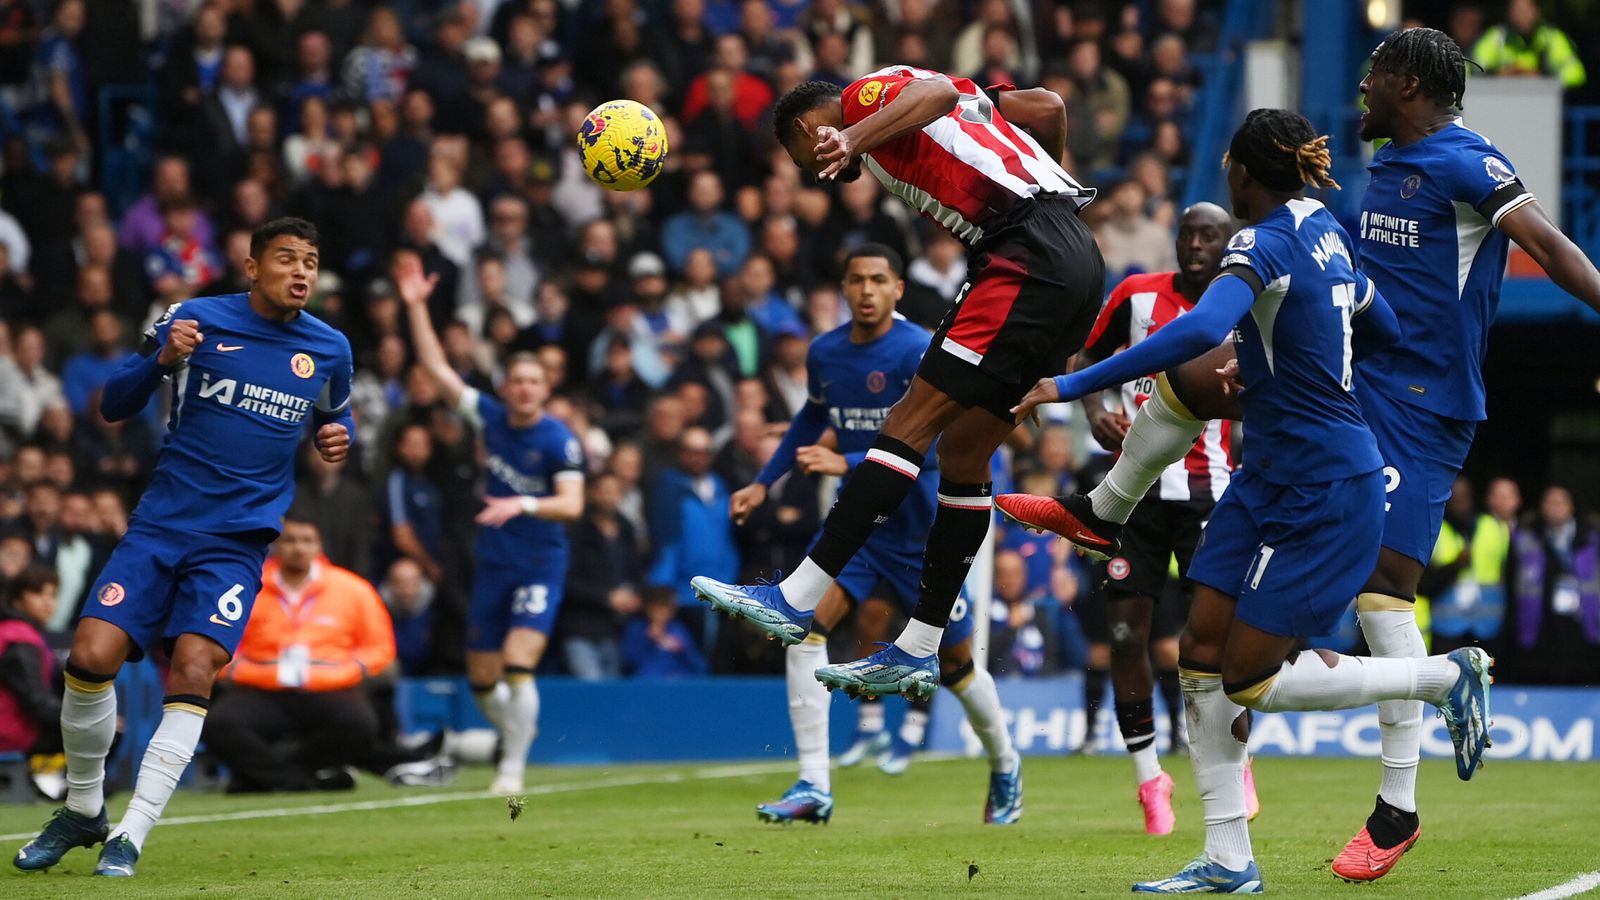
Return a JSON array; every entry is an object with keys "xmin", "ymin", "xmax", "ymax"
[
  {"xmin": 498, "ymin": 674, "xmax": 539, "ymax": 779},
  {"xmin": 858, "ymin": 699, "xmax": 885, "ymax": 734},
  {"xmin": 899, "ymin": 708, "xmax": 929, "ymax": 746},
  {"xmin": 894, "ymin": 619, "xmax": 942, "ymax": 658},
  {"xmin": 60, "ymin": 678, "xmax": 118, "ymax": 817},
  {"xmin": 1132, "ymin": 744, "xmax": 1164, "ymax": 785},
  {"xmin": 787, "ymin": 636, "xmax": 832, "ymax": 791},
  {"xmin": 115, "ymin": 704, "xmax": 205, "ymax": 851},
  {"xmin": 778, "ymin": 557, "xmax": 832, "ymax": 612},
  {"xmin": 954, "ymin": 667, "xmax": 1018, "ymax": 773},
  {"xmin": 1358, "ymin": 596, "xmax": 1426, "ymax": 813},
  {"xmin": 1088, "ymin": 379, "xmax": 1203, "ymax": 524},
  {"xmin": 474, "ymin": 681, "xmax": 509, "ymax": 732},
  {"xmin": 1246, "ymin": 651, "xmax": 1458, "ymax": 712},
  {"xmin": 1183, "ymin": 669, "xmax": 1252, "ymax": 870}
]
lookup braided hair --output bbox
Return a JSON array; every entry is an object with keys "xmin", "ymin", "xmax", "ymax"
[
  {"xmin": 1224, "ymin": 108, "xmax": 1340, "ymax": 193},
  {"xmin": 773, "ymin": 81, "xmax": 843, "ymax": 145},
  {"xmin": 1370, "ymin": 26, "xmax": 1480, "ymax": 110}
]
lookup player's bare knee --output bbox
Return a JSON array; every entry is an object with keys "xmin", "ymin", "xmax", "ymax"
[
  {"xmin": 1231, "ymin": 709, "xmax": 1252, "ymax": 743},
  {"xmin": 166, "ymin": 654, "xmax": 223, "ymax": 697}
]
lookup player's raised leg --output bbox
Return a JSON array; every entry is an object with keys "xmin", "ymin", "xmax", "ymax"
[{"xmin": 998, "ymin": 351, "xmax": 1238, "ymax": 557}]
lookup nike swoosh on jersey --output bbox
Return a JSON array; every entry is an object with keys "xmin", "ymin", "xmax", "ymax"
[
  {"xmin": 216, "ymin": 343, "xmax": 244, "ymax": 352},
  {"xmin": 208, "ymin": 614, "xmax": 234, "ymax": 627}
]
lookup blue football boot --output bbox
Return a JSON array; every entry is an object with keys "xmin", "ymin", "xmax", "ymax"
[
  {"xmin": 1439, "ymin": 647, "xmax": 1494, "ymax": 781},
  {"xmin": 1133, "ymin": 856, "xmax": 1264, "ymax": 893},
  {"xmin": 93, "ymin": 834, "xmax": 139, "ymax": 877},
  {"xmin": 838, "ymin": 729, "xmax": 890, "ymax": 768},
  {"xmin": 877, "ymin": 734, "xmax": 915, "ymax": 775},
  {"xmin": 814, "ymin": 644, "xmax": 938, "ymax": 700},
  {"xmin": 13, "ymin": 806, "xmax": 109, "ymax": 871},
  {"xmin": 984, "ymin": 760, "xmax": 1023, "ymax": 825},
  {"xmin": 690, "ymin": 575, "xmax": 811, "ymax": 645},
  {"xmin": 756, "ymin": 780, "xmax": 834, "ymax": 825}
]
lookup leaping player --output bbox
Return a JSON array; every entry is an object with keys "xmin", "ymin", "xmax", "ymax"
[
  {"xmin": 690, "ymin": 65, "xmax": 1105, "ymax": 701},
  {"xmin": 998, "ymin": 29, "xmax": 1600, "ymax": 885},
  {"xmin": 14, "ymin": 218, "xmax": 354, "ymax": 877},
  {"xmin": 733, "ymin": 244, "xmax": 1020, "ymax": 826}
]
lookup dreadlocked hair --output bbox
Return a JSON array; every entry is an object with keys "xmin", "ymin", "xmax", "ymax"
[
  {"xmin": 1224, "ymin": 108, "xmax": 1340, "ymax": 193},
  {"xmin": 1370, "ymin": 26, "xmax": 1481, "ymax": 110},
  {"xmin": 773, "ymin": 81, "xmax": 844, "ymax": 145}
]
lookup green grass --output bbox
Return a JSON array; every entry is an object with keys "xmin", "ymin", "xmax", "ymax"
[{"xmin": 3, "ymin": 755, "xmax": 1598, "ymax": 898}]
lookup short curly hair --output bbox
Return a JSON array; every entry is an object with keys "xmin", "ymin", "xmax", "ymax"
[{"xmin": 772, "ymin": 81, "xmax": 843, "ymax": 145}]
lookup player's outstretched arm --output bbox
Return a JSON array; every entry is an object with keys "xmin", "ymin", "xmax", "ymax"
[
  {"xmin": 101, "ymin": 316, "xmax": 202, "ymax": 421},
  {"xmin": 1498, "ymin": 201, "xmax": 1600, "ymax": 316},
  {"xmin": 394, "ymin": 250, "xmax": 467, "ymax": 405},
  {"xmin": 1011, "ymin": 275, "xmax": 1256, "ymax": 421},
  {"xmin": 819, "ymin": 75, "xmax": 959, "ymax": 180},
  {"xmin": 997, "ymin": 87, "xmax": 1067, "ymax": 163}
]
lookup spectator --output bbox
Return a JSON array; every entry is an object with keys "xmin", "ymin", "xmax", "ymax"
[
  {"xmin": 662, "ymin": 171, "xmax": 751, "ymax": 279},
  {"xmin": 59, "ymin": 311, "xmax": 128, "ymax": 419},
  {"xmin": 466, "ymin": 194, "xmax": 540, "ymax": 326},
  {"xmin": 654, "ymin": 0, "xmax": 715, "ymax": 94},
  {"xmin": 739, "ymin": 254, "xmax": 806, "ymax": 339},
  {"xmin": 1093, "ymin": 179, "xmax": 1177, "ymax": 281},
  {"xmin": 282, "ymin": 29, "xmax": 338, "ymax": 133},
  {"xmin": 1472, "ymin": 0, "xmax": 1586, "ymax": 90},
  {"xmin": 987, "ymin": 548, "xmax": 1048, "ymax": 677},
  {"xmin": 559, "ymin": 471, "xmax": 643, "ymax": 679},
  {"xmin": 646, "ymin": 426, "xmax": 738, "ymax": 611},
  {"xmin": 42, "ymin": 488, "xmax": 100, "ymax": 630},
  {"xmin": 9, "ymin": 326, "xmax": 64, "ymax": 436},
  {"xmin": 208, "ymin": 517, "xmax": 453, "ymax": 791},
  {"xmin": 1067, "ymin": 38, "xmax": 1132, "ymax": 171},
  {"xmin": 395, "ymin": 199, "xmax": 462, "ymax": 331},
  {"xmin": 380, "ymin": 557, "xmax": 438, "ymax": 676},
  {"xmin": 144, "ymin": 196, "xmax": 221, "ymax": 300},
  {"xmin": 294, "ymin": 443, "xmax": 373, "ymax": 577},
  {"xmin": 1423, "ymin": 477, "xmax": 1513, "ymax": 652},
  {"xmin": 196, "ymin": 45, "xmax": 262, "ymax": 201},
  {"xmin": 118, "ymin": 157, "xmax": 217, "ymax": 257},
  {"xmin": 1502, "ymin": 486, "xmax": 1600, "ymax": 684},
  {"xmin": 30, "ymin": 0, "xmax": 87, "ymax": 146},
  {"xmin": 381, "ymin": 422, "xmax": 446, "ymax": 583},
  {"xmin": 622, "ymin": 586, "xmax": 709, "ymax": 677},
  {"xmin": 0, "ymin": 565, "xmax": 59, "ymax": 754},
  {"xmin": 342, "ymin": 5, "xmax": 416, "ymax": 104}
]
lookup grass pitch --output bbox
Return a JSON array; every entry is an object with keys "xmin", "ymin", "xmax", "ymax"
[{"xmin": 3, "ymin": 754, "xmax": 1597, "ymax": 898}]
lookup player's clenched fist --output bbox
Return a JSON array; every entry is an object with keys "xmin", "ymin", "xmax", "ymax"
[
  {"xmin": 157, "ymin": 319, "xmax": 203, "ymax": 367},
  {"xmin": 315, "ymin": 423, "xmax": 350, "ymax": 464}
]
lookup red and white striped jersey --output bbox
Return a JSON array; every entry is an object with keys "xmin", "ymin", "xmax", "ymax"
[
  {"xmin": 841, "ymin": 66, "xmax": 1094, "ymax": 245},
  {"xmin": 1083, "ymin": 271, "xmax": 1235, "ymax": 502}
]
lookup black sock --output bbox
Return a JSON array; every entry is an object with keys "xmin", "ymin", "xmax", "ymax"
[
  {"xmin": 1157, "ymin": 669, "xmax": 1183, "ymax": 737},
  {"xmin": 1083, "ymin": 669, "xmax": 1108, "ymax": 744},
  {"xmin": 1366, "ymin": 794, "xmax": 1421, "ymax": 849},
  {"xmin": 807, "ymin": 436, "xmax": 924, "ymax": 577},
  {"xmin": 1116, "ymin": 697, "xmax": 1156, "ymax": 752},
  {"xmin": 909, "ymin": 479, "xmax": 993, "ymax": 627}
]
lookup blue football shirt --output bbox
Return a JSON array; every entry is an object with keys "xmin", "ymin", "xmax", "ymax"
[
  {"xmin": 1356, "ymin": 121, "xmax": 1535, "ymax": 421},
  {"xmin": 458, "ymin": 388, "xmax": 585, "ymax": 562},
  {"xmin": 105, "ymin": 292, "xmax": 354, "ymax": 536},
  {"xmin": 1217, "ymin": 199, "xmax": 1385, "ymax": 485}
]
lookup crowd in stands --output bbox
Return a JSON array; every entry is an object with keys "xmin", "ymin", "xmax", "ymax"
[{"xmin": 0, "ymin": 0, "xmax": 1596, "ymax": 718}]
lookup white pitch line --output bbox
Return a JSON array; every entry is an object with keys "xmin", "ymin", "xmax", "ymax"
[
  {"xmin": 1510, "ymin": 872, "xmax": 1600, "ymax": 900},
  {"xmin": 0, "ymin": 761, "xmax": 796, "ymax": 842}
]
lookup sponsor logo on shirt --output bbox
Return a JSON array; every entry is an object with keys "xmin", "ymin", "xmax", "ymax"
[{"xmin": 1359, "ymin": 210, "xmax": 1421, "ymax": 248}]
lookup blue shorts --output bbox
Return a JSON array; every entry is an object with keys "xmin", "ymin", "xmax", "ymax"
[
  {"xmin": 467, "ymin": 555, "xmax": 568, "ymax": 651},
  {"xmin": 81, "ymin": 518, "xmax": 271, "ymax": 661},
  {"xmin": 1356, "ymin": 374, "xmax": 1478, "ymax": 565},
  {"xmin": 835, "ymin": 540, "xmax": 974, "ymax": 648},
  {"xmin": 1188, "ymin": 469, "xmax": 1385, "ymax": 639}
]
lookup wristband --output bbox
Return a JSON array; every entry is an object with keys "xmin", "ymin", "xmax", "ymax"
[{"xmin": 519, "ymin": 495, "xmax": 540, "ymax": 516}]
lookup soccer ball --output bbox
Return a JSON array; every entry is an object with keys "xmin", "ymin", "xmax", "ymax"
[{"xmin": 577, "ymin": 100, "xmax": 669, "ymax": 191}]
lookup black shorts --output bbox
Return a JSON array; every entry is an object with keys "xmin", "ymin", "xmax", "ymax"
[
  {"xmin": 918, "ymin": 197, "xmax": 1106, "ymax": 421},
  {"xmin": 1076, "ymin": 577, "xmax": 1191, "ymax": 644},
  {"xmin": 1077, "ymin": 496, "xmax": 1213, "ymax": 644},
  {"xmin": 1105, "ymin": 496, "xmax": 1214, "ymax": 599}
]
